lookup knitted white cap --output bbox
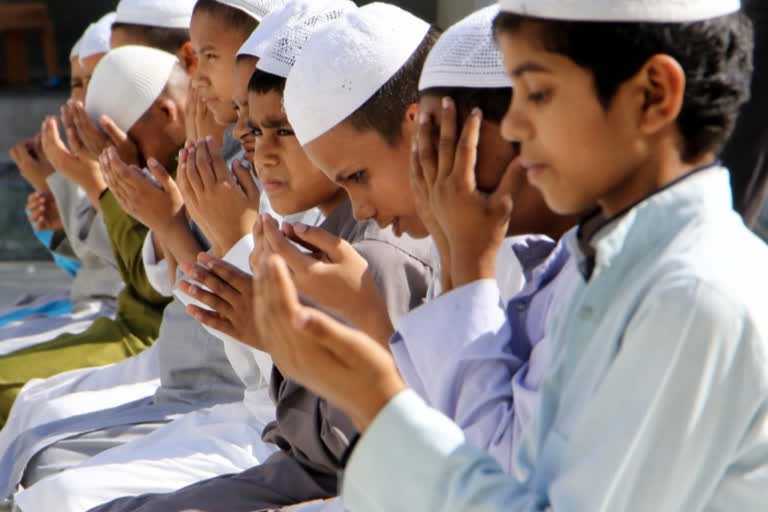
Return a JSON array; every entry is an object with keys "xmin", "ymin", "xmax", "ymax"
[
  {"xmin": 256, "ymin": 0, "xmax": 356, "ymax": 78},
  {"xmin": 86, "ymin": 46, "xmax": 179, "ymax": 132},
  {"xmin": 419, "ymin": 5, "xmax": 509, "ymax": 91},
  {"xmin": 215, "ymin": 0, "xmax": 290, "ymax": 22},
  {"xmin": 79, "ymin": 12, "xmax": 116, "ymax": 63},
  {"xmin": 236, "ymin": 1, "xmax": 303, "ymax": 58},
  {"xmin": 70, "ymin": 36, "xmax": 83, "ymax": 61},
  {"xmin": 284, "ymin": 2, "xmax": 430, "ymax": 145},
  {"xmin": 115, "ymin": 0, "xmax": 195, "ymax": 29},
  {"xmin": 498, "ymin": 0, "xmax": 740, "ymax": 23}
]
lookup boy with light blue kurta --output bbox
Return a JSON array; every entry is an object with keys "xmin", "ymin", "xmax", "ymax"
[{"xmin": 246, "ymin": 0, "xmax": 768, "ymax": 511}]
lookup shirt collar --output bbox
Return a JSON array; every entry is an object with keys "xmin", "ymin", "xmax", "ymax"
[{"xmin": 568, "ymin": 162, "xmax": 732, "ymax": 280}]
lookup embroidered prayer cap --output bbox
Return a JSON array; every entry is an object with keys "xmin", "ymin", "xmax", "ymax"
[
  {"xmin": 86, "ymin": 45, "xmax": 179, "ymax": 132},
  {"xmin": 255, "ymin": 0, "xmax": 356, "ymax": 78},
  {"xmin": 284, "ymin": 2, "xmax": 430, "ymax": 145},
  {"xmin": 419, "ymin": 5, "xmax": 509, "ymax": 91},
  {"xmin": 215, "ymin": 0, "xmax": 291, "ymax": 21},
  {"xmin": 236, "ymin": 0, "xmax": 305, "ymax": 59},
  {"xmin": 497, "ymin": 0, "xmax": 741, "ymax": 23},
  {"xmin": 79, "ymin": 12, "xmax": 117, "ymax": 63},
  {"xmin": 70, "ymin": 36, "xmax": 83, "ymax": 61},
  {"xmin": 114, "ymin": 0, "xmax": 196, "ymax": 29}
]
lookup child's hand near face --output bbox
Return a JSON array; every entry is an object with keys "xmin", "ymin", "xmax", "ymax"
[
  {"xmin": 177, "ymin": 136, "xmax": 260, "ymax": 258},
  {"xmin": 416, "ymin": 98, "xmax": 520, "ymax": 289},
  {"xmin": 40, "ymin": 116, "xmax": 105, "ymax": 206},
  {"xmin": 10, "ymin": 135, "xmax": 55, "ymax": 192},
  {"xmin": 178, "ymin": 252, "xmax": 263, "ymax": 349},
  {"xmin": 185, "ymin": 84, "xmax": 226, "ymax": 143},
  {"xmin": 99, "ymin": 147, "xmax": 184, "ymax": 235},
  {"xmin": 251, "ymin": 253, "xmax": 406, "ymax": 432},
  {"xmin": 260, "ymin": 215, "xmax": 395, "ymax": 345},
  {"xmin": 69, "ymin": 100, "xmax": 140, "ymax": 167}
]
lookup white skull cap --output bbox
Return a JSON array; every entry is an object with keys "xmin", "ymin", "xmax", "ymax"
[
  {"xmin": 114, "ymin": 0, "xmax": 195, "ymax": 29},
  {"xmin": 284, "ymin": 2, "xmax": 430, "ymax": 145},
  {"xmin": 215, "ymin": 0, "xmax": 291, "ymax": 21},
  {"xmin": 70, "ymin": 36, "xmax": 83, "ymax": 61},
  {"xmin": 256, "ymin": 0, "xmax": 356, "ymax": 78},
  {"xmin": 79, "ymin": 12, "xmax": 116, "ymax": 63},
  {"xmin": 419, "ymin": 5, "xmax": 509, "ymax": 91},
  {"xmin": 236, "ymin": 0, "xmax": 307, "ymax": 59},
  {"xmin": 85, "ymin": 45, "xmax": 179, "ymax": 133},
  {"xmin": 497, "ymin": 0, "xmax": 740, "ymax": 23}
]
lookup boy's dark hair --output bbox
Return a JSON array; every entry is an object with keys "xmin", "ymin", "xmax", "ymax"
[
  {"xmin": 420, "ymin": 87, "xmax": 512, "ymax": 125},
  {"xmin": 492, "ymin": 12, "xmax": 754, "ymax": 162},
  {"xmin": 111, "ymin": 23, "xmax": 190, "ymax": 54},
  {"xmin": 248, "ymin": 68, "xmax": 286, "ymax": 95},
  {"xmin": 346, "ymin": 26, "xmax": 442, "ymax": 146},
  {"xmin": 193, "ymin": 0, "xmax": 259, "ymax": 38}
]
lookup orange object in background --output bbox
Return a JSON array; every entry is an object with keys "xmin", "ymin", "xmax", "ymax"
[{"xmin": 0, "ymin": 3, "xmax": 59, "ymax": 86}]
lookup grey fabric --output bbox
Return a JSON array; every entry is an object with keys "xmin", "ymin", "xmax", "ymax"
[
  {"xmin": 47, "ymin": 174, "xmax": 124, "ymax": 306},
  {"xmin": 87, "ymin": 198, "xmax": 433, "ymax": 512}
]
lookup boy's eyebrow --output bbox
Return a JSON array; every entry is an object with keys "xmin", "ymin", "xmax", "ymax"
[
  {"xmin": 199, "ymin": 44, "xmax": 216, "ymax": 53},
  {"xmin": 260, "ymin": 115, "xmax": 289, "ymax": 129},
  {"xmin": 510, "ymin": 61, "xmax": 551, "ymax": 77}
]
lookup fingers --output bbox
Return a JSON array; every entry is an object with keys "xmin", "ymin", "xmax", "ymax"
[
  {"xmin": 40, "ymin": 117, "xmax": 73, "ymax": 164},
  {"xmin": 185, "ymin": 144, "xmax": 204, "ymax": 193},
  {"xmin": 194, "ymin": 137, "xmax": 216, "ymax": 189},
  {"xmin": 61, "ymin": 105, "xmax": 88, "ymax": 158},
  {"xmin": 416, "ymin": 110, "xmax": 438, "ymax": 186},
  {"xmin": 454, "ymin": 107, "xmax": 483, "ymax": 192},
  {"xmin": 262, "ymin": 214, "xmax": 316, "ymax": 271},
  {"xmin": 232, "ymin": 159, "xmax": 260, "ymax": 202},
  {"xmin": 99, "ymin": 115, "xmax": 127, "ymax": 147},
  {"xmin": 489, "ymin": 156, "xmax": 522, "ymax": 214},
  {"xmin": 290, "ymin": 222, "xmax": 346, "ymax": 262},
  {"xmin": 203, "ymin": 136, "xmax": 230, "ymax": 184},
  {"xmin": 177, "ymin": 276, "xmax": 234, "ymax": 316},
  {"xmin": 184, "ymin": 303, "xmax": 236, "ymax": 337},
  {"xmin": 70, "ymin": 100, "xmax": 106, "ymax": 157},
  {"xmin": 437, "ymin": 97, "xmax": 459, "ymax": 180},
  {"xmin": 147, "ymin": 157, "xmax": 174, "ymax": 191},
  {"xmin": 197, "ymin": 252, "xmax": 253, "ymax": 292}
]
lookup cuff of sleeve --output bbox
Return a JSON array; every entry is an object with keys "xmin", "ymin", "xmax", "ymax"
[
  {"xmin": 342, "ymin": 389, "xmax": 466, "ymax": 511},
  {"xmin": 222, "ymin": 233, "xmax": 255, "ymax": 272},
  {"xmin": 142, "ymin": 231, "xmax": 172, "ymax": 296}
]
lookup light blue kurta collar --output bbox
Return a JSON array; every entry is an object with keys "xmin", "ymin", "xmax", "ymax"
[{"xmin": 565, "ymin": 163, "xmax": 732, "ymax": 281}]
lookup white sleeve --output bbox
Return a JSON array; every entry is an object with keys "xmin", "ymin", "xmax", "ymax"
[{"xmin": 141, "ymin": 231, "xmax": 172, "ymax": 297}]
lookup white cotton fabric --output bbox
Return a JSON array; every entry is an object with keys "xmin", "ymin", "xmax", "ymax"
[
  {"xmin": 85, "ymin": 45, "xmax": 178, "ymax": 133},
  {"xmin": 236, "ymin": 0, "xmax": 306, "ymax": 59},
  {"xmin": 498, "ymin": 0, "xmax": 740, "ymax": 22},
  {"xmin": 114, "ymin": 0, "xmax": 195, "ymax": 29},
  {"xmin": 255, "ymin": 0, "xmax": 356, "ymax": 78},
  {"xmin": 419, "ymin": 5, "xmax": 509, "ymax": 91},
  {"xmin": 69, "ymin": 36, "xmax": 83, "ymax": 61},
  {"xmin": 284, "ymin": 2, "xmax": 430, "ymax": 145},
  {"xmin": 79, "ymin": 12, "xmax": 116, "ymax": 63},
  {"xmin": 215, "ymin": 0, "xmax": 290, "ymax": 21}
]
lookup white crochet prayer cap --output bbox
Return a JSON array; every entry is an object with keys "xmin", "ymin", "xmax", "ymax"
[
  {"xmin": 215, "ymin": 0, "xmax": 290, "ymax": 22},
  {"xmin": 86, "ymin": 46, "xmax": 179, "ymax": 132},
  {"xmin": 256, "ymin": 0, "xmax": 356, "ymax": 78},
  {"xmin": 115, "ymin": 0, "xmax": 195, "ymax": 29},
  {"xmin": 284, "ymin": 2, "xmax": 430, "ymax": 145},
  {"xmin": 419, "ymin": 5, "xmax": 509, "ymax": 91},
  {"xmin": 79, "ymin": 12, "xmax": 116, "ymax": 63},
  {"xmin": 69, "ymin": 36, "xmax": 83, "ymax": 61},
  {"xmin": 236, "ymin": 1, "xmax": 303, "ymax": 58},
  {"xmin": 498, "ymin": 0, "xmax": 740, "ymax": 23}
]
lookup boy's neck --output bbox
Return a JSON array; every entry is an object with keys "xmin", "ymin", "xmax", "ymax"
[{"xmin": 598, "ymin": 146, "xmax": 716, "ymax": 218}]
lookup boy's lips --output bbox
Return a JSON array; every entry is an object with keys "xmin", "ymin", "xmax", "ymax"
[{"xmin": 262, "ymin": 179, "xmax": 286, "ymax": 193}]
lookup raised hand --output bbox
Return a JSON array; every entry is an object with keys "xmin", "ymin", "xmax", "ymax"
[
  {"xmin": 179, "ymin": 252, "xmax": 261, "ymax": 346},
  {"xmin": 40, "ymin": 116, "xmax": 106, "ymax": 206},
  {"xmin": 251, "ymin": 253, "xmax": 406, "ymax": 432},
  {"xmin": 26, "ymin": 191, "xmax": 63, "ymax": 231},
  {"xmin": 177, "ymin": 136, "xmax": 260, "ymax": 256},
  {"xmin": 10, "ymin": 135, "xmax": 55, "ymax": 192},
  {"xmin": 69, "ymin": 100, "xmax": 140, "ymax": 166},
  {"xmin": 261, "ymin": 215, "xmax": 394, "ymax": 343},
  {"xmin": 416, "ymin": 98, "xmax": 522, "ymax": 288}
]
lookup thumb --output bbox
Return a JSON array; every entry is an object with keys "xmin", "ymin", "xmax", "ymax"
[
  {"xmin": 100, "ymin": 115, "xmax": 128, "ymax": 145},
  {"xmin": 291, "ymin": 223, "xmax": 347, "ymax": 262},
  {"xmin": 490, "ymin": 157, "xmax": 522, "ymax": 214},
  {"xmin": 147, "ymin": 157, "xmax": 174, "ymax": 189}
]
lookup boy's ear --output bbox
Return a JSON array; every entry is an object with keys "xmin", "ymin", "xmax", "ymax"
[
  {"xmin": 401, "ymin": 103, "xmax": 421, "ymax": 140},
  {"xmin": 156, "ymin": 97, "xmax": 181, "ymax": 124},
  {"xmin": 635, "ymin": 54, "xmax": 685, "ymax": 136},
  {"xmin": 177, "ymin": 42, "xmax": 198, "ymax": 77}
]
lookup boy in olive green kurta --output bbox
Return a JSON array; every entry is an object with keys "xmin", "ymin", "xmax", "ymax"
[{"xmin": 0, "ymin": 189, "xmax": 171, "ymax": 426}]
